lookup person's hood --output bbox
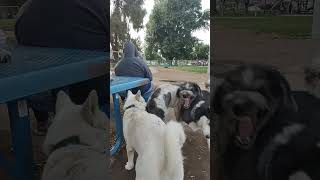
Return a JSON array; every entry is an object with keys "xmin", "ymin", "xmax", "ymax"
[{"xmin": 123, "ymin": 41, "xmax": 138, "ymax": 58}]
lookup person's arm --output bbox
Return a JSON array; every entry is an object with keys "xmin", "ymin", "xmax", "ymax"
[{"xmin": 143, "ymin": 62, "xmax": 153, "ymax": 81}]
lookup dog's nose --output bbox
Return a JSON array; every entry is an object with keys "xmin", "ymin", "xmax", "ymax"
[{"xmin": 232, "ymin": 103, "xmax": 247, "ymax": 116}]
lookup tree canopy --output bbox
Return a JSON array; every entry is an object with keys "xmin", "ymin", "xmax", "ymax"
[
  {"xmin": 145, "ymin": 0, "xmax": 209, "ymax": 63},
  {"xmin": 110, "ymin": 0, "xmax": 146, "ymax": 59},
  {"xmin": 191, "ymin": 42, "xmax": 210, "ymax": 60}
]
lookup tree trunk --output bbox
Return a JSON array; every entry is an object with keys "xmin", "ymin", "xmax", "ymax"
[
  {"xmin": 220, "ymin": 0, "xmax": 225, "ymax": 16},
  {"xmin": 245, "ymin": 0, "xmax": 250, "ymax": 15},
  {"xmin": 212, "ymin": 0, "xmax": 217, "ymax": 15},
  {"xmin": 235, "ymin": 0, "xmax": 240, "ymax": 15}
]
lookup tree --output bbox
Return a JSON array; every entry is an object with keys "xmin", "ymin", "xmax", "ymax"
[
  {"xmin": 110, "ymin": 0, "xmax": 146, "ymax": 60},
  {"xmin": 244, "ymin": 0, "xmax": 251, "ymax": 15},
  {"xmin": 191, "ymin": 42, "xmax": 209, "ymax": 60},
  {"xmin": 130, "ymin": 37, "xmax": 142, "ymax": 52},
  {"xmin": 145, "ymin": 0, "xmax": 209, "ymax": 65}
]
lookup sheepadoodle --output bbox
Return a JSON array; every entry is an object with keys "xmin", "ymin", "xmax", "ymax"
[
  {"xmin": 146, "ymin": 82, "xmax": 211, "ymax": 149},
  {"xmin": 212, "ymin": 64, "xmax": 320, "ymax": 180},
  {"xmin": 146, "ymin": 83, "xmax": 180, "ymax": 121},
  {"xmin": 123, "ymin": 90, "xmax": 186, "ymax": 180},
  {"xmin": 42, "ymin": 90, "xmax": 108, "ymax": 180},
  {"xmin": 176, "ymin": 82, "xmax": 210, "ymax": 148}
]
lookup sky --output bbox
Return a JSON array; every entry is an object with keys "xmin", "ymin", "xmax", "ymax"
[{"xmin": 112, "ymin": 0, "xmax": 210, "ymax": 47}]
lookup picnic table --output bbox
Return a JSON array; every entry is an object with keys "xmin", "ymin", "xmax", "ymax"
[
  {"xmin": 110, "ymin": 76, "xmax": 150, "ymax": 155},
  {"xmin": 0, "ymin": 46, "xmax": 107, "ymax": 180}
]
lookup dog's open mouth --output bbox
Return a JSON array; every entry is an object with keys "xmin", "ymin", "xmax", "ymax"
[
  {"xmin": 183, "ymin": 98, "xmax": 191, "ymax": 109},
  {"xmin": 235, "ymin": 116, "xmax": 256, "ymax": 148}
]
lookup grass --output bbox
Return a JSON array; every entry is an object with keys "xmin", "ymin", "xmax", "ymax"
[
  {"xmin": 215, "ymin": 16, "xmax": 313, "ymax": 39},
  {"xmin": 0, "ymin": 19, "xmax": 16, "ymax": 31},
  {"xmin": 174, "ymin": 66, "xmax": 208, "ymax": 73}
]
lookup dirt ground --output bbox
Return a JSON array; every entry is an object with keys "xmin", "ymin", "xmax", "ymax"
[
  {"xmin": 151, "ymin": 66, "xmax": 209, "ymax": 89},
  {"xmin": 213, "ymin": 25, "xmax": 313, "ymax": 90}
]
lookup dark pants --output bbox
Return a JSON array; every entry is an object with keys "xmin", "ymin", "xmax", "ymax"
[{"xmin": 30, "ymin": 76, "xmax": 108, "ymax": 124}]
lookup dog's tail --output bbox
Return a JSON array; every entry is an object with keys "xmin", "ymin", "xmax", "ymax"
[{"xmin": 164, "ymin": 121, "xmax": 186, "ymax": 176}]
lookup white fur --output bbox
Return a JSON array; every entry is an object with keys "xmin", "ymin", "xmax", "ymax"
[
  {"xmin": 150, "ymin": 84, "xmax": 180, "ymax": 121},
  {"xmin": 187, "ymin": 116, "xmax": 210, "ymax": 150},
  {"xmin": 191, "ymin": 100, "xmax": 205, "ymax": 119},
  {"xmin": 42, "ymin": 91, "xmax": 108, "ymax": 180},
  {"xmin": 258, "ymin": 123, "xmax": 305, "ymax": 179},
  {"xmin": 197, "ymin": 116, "xmax": 210, "ymax": 150},
  {"xmin": 290, "ymin": 171, "xmax": 312, "ymax": 180},
  {"xmin": 274, "ymin": 124, "xmax": 304, "ymax": 144},
  {"xmin": 123, "ymin": 90, "xmax": 186, "ymax": 180}
]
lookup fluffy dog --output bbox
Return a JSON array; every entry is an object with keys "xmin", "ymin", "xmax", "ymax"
[
  {"xmin": 147, "ymin": 82, "xmax": 211, "ymax": 149},
  {"xmin": 42, "ymin": 90, "xmax": 108, "ymax": 180},
  {"xmin": 146, "ymin": 83, "xmax": 180, "ymax": 121},
  {"xmin": 212, "ymin": 64, "xmax": 320, "ymax": 180},
  {"xmin": 177, "ymin": 82, "xmax": 211, "ymax": 148},
  {"xmin": 123, "ymin": 90, "xmax": 186, "ymax": 180}
]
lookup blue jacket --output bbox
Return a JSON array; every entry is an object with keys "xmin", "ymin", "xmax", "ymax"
[{"xmin": 115, "ymin": 41, "xmax": 153, "ymax": 93}]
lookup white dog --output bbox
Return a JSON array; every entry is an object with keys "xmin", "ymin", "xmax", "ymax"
[
  {"xmin": 42, "ymin": 90, "xmax": 108, "ymax": 180},
  {"xmin": 123, "ymin": 90, "xmax": 186, "ymax": 180}
]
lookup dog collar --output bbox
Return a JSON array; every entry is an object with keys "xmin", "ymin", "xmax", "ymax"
[
  {"xmin": 125, "ymin": 104, "xmax": 136, "ymax": 110},
  {"xmin": 50, "ymin": 135, "xmax": 88, "ymax": 155}
]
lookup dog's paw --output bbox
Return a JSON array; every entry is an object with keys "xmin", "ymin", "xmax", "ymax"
[{"xmin": 125, "ymin": 162, "xmax": 134, "ymax": 170}]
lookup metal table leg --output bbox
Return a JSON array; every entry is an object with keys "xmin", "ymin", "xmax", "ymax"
[
  {"xmin": 7, "ymin": 100, "xmax": 35, "ymax": 180},
  {"xmin": 110, "ymin": 93, "xmax": 123, "ymax": 155}
]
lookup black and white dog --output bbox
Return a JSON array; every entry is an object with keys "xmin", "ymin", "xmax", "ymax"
[
  {"xmin": 146, "ymin": 82, "xmax": 210, "ymax": 148},
  {"xmin": 212, "ymin": 64, "xmax": 320, "ymax": 180},
  {"xmin": 146, "ymin": 83, "xmax": 180, "ymax": 121}
]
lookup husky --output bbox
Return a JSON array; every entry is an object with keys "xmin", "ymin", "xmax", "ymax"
[
  {"xmin": 42, "ymin": 90, "xmax": 108, "ymax": 180},
  {"xmin": 123, "ymin": 90, "xmax": 186, "ymax": 180}
]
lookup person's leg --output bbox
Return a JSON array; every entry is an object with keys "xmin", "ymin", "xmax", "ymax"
[{"xmin": 68, "ymin": 76, "xmax": 108, "ymax": 108}]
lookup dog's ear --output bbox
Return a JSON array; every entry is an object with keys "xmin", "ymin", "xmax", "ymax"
[
  {"xmin": 268, "ymin": 68, "xmax": 298, "ymax": 112},
  {"xmin": 212, "ymin": 81, "xmax": 228, "ymax": 114},
  {"xmin": 55, "ymin": 90, "xmax": 72, "ymax": 114},
  {"xmin": 81, "ymin": 90, "xmax": 99, "ymax": 125},
  {"xmin": 279, "ymin": 79, "xmax": 298, "ymax": 112},
  {"xmin": 176, "ymin": 87, "xmax": 181, "ymax": 98},
  {"xmin": 127, "ymin": 90, "xmax": 133, "ymax": 97},
  {"xmin": 135, "ymin": 90, "xmax": 142, "ymax": 101},
  {"xmin": 194, "ymin": 83, "xmax": 203, "ymax": 97}
]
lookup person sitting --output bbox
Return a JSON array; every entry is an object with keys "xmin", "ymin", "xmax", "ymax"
[
  {"xmin": 114, "ymin": 41, "xmax": 153, "ymax": 100},
  {"xmin": 15, "ymin": 0, "xmax": 109, "ymax": 135}
]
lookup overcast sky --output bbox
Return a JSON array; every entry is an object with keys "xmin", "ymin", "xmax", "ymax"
[{"xmin": 111, "ymin": 0, "xmax": 210, "ymax": 47}]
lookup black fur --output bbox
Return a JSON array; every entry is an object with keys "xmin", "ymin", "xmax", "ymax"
[
  {"xmin": 146, "ymin": 88, "xmax": 165, "ymax": 119},
  {"xmin": 212, "ymin": 65, "xmax": 320, "ymax": 180},
  {"xmin": 178, "ymin": 82, "xmax": 210, "ymax": 124}
]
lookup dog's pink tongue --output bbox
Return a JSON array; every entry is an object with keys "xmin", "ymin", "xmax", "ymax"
[
  {"xmin": 184, "ymin": 99, "xmax": 190, "ymax": 108},
  {"xmin": 238, "ymin": 117, "xmax": 253, "ymax": 139}
]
